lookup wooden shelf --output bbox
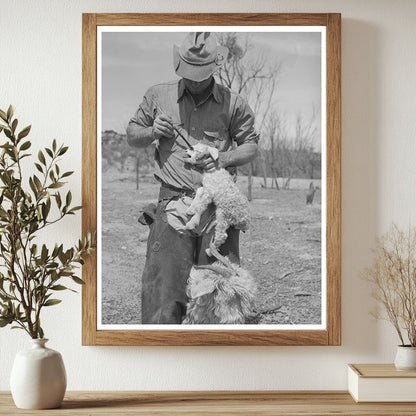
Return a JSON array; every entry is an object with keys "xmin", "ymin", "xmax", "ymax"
[
  {"xmin": 2, "ymin": 391, "xmax": 416, "ymax": 415},
  {"xmin": 0, "ymin": 391, "xmax": 416, "ymax": 416}
]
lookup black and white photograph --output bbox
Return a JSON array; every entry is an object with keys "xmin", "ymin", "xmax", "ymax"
[{"xmin": 97, "ymin": 27, "xmax": 326, "ymax": 330}]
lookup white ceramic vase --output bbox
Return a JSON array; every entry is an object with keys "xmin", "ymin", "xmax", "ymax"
[
  {"xmin": 10, "ymin": 339, "xmax": 67, "ymax": 409},
  {"xmin": 394, "ymin": 345, "xmax": 416, "ymax": 371}
]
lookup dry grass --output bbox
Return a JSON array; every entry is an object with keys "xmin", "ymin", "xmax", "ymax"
[{"xmin": 101, "ymin": 170, "xmax": 322, "ymax": 325}]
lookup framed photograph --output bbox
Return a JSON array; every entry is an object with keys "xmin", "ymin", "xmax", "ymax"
[{"xmin": 82, "ymin": 13, "xmax": 341, "ymax": 346}]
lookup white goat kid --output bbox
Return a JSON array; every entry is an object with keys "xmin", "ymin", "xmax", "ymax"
[
  {"xmin": 185, "ymin": 143, "xmax": 250, "ymax": 254},
  {"xmin": 183, "ymin": 242, "xmax": 257, "ymax": 324}
]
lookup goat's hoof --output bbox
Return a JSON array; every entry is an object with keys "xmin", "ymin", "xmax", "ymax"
[{"xmin": 205, "ymin": 248, "xmax": 212, "ymax": 257}]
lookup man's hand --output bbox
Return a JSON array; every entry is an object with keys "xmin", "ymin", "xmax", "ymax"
[
  {"xmin": 196, "ymin": 151, "xmax": 230, "ymax": 172},
  {"xmin": 184, "ymin": 151, "xmax": 218, "ymax": 173},
  {"xmin": 152, "ymin": 114, "xmax": 175, "ymax": 140},
  {"xmin": 193, "ymin": 153, "xmax": 218, "ymax": 173}
]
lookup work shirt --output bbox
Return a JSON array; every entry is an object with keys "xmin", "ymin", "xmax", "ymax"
[{"xmin": 129, "ymin": 78, "xmax": 258, "ymax": 191}]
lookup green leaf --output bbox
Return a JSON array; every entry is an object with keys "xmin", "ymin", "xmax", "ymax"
[
  {"xmin": 19, "ymin": 141, "xmax": 31, "ymax": 151},
  {"xmin": 34, "ymin": 162, "xmax": 43, "ymax": 173},
  {"xmin": 29, "ymin": 222, "xmax": 39, "ymax": 234},
  {"xmin": 18, "ymin": 125, "xmax": 31, "ymax": 140},
  {"xmin": 48, "ymin": 182, "xmax": 64, "ymax": 189},
  {"xmin": 0, "ymin": 317, "xmax": 13, "ymax": 327},
  {"xmin": 6, "ymin": 105, "xmax": 14, "ymax": 121},
  {"xmin": 41, "ymin": 202, "xmax": 50, "ymax": 221},
  {"xmin": 43, "ymin": 299, "xmax": 62, "ymax": 307},
  {"xmin": 41, "ymin": 244, "xmax": 48, "ymax": 262},
  {"xmin": 11, "ymin": 118, "xmax": 18, "ymax": 133},
  {"xmin": 33, "ymin": 175, "xmax": 42, "ymax": 192},
  {"xmin": 31, "ymin": 244, "xmax": 38, "ymax": 256},
  {"xmin": 55, "ymin": 192, "xmax": 62, "ymax": 208},
  {"xmin": 61, "ymin": 171, "xmax": 74, "ymax": 178},
  {"xmin": 65, "ymin": 191, "xmax": 72, "ymax": 207},
  {"xmin": 51, "ymin": 244, "xmax": 59, "ymax": 258},
  {"xmin": 4, "ymin": 129, "xmax": 12, "ymax": 140},
  {"xmin": 52, "ymin": 139, "xmax": 57, "ymax": 152},
  {"xmin": 72, "ymin": 276, "xmax": 85, "ymax": 285},
  {"xmin": 50, "ymin": 285, "xmax": 68, "ymax": 291},
  {"xmin": 58, "ymin": 250, "xmax": 67, "ymax": 264},
  {"xmin": 38, "ymin": 150, "xmax": 46, "ymax": 165},
  {"xmin": 58, "ymin": 146, "xmax": 68, "ymax": 156},
  {"xmin": 29, "ymin": 177, "xmax": 37, "ymax": 197},
  {"xmin": 69, "ymin": 206, "xmax": 82, "ymax": 213},
  {"xmin": 45, "ymin": 148, "xmax": 53, "ymax": 158},
  {"xmin": 0, "ymin": 109, "xmax": 7, "ymax": 121},
  {"xmin": 38, "ymin": 325, "xmax": 44, "ymax": 339},
  {"xmin": 0, "ymin": 292, "xmax": 11, "ymax": 302}
]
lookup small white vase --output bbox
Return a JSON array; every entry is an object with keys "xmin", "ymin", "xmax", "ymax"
[
  {"xmin": 10, "ymin": 338, "xmax": 67, "ymax": 409},
  {"xmin": 394, "ymin": 345, "xmax": 416, "ymax": 371}
]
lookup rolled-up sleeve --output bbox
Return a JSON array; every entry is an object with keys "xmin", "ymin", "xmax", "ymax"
[
  {"xmin": 129, "ymin": 87, "xmax": 156, "ymax": 128},
  {"xmin": 230, "ymin": 95, "xmax": 259, "ymax": 146}
]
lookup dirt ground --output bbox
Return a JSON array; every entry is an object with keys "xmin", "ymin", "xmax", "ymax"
[{"xmin": 101, "ymin": 170, "xmax": 322, "ymax": 325}]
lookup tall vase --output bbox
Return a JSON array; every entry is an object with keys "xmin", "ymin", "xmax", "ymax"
[{"xmin": 10, "ymin": 339, "xmax": 67, "ymax": 409}]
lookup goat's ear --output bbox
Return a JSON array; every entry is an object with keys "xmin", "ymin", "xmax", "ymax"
[{"xmin": 188, "ymin": 274, "xmax": 217, "ymax": 298}]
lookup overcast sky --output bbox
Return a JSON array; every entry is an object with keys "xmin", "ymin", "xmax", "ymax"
[{"xmin": 101, "ymin": 30, "xmax": 322, "ymax": 147}]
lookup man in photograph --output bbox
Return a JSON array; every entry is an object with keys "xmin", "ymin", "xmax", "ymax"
[{"xmin": 127, "ymin": 32, "xmax": 258, "ymax": 324}]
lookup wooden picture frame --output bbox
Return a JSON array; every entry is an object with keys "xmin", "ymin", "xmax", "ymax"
[{"xmin": 82, "ymin": 13, "xmax": 341, "ymax": 346}]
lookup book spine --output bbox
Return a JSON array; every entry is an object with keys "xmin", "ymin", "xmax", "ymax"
[{"xmin": 347, "ymin": 366, "xmax": 359, "ymax": 402}]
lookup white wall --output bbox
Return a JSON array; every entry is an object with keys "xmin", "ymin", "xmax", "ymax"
[{"xmin": 1, "ymin": 0, "xmax": 416, "ymax": 391}]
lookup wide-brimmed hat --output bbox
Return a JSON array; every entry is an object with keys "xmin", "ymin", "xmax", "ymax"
[{"xmin": 173, "ymin": 32, "xmax": 229, "ymax": 82}]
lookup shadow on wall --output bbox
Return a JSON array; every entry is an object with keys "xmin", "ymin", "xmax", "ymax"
[{"xmin": 341, "ymin": 19, "xmax": 382, "ymax": 356}]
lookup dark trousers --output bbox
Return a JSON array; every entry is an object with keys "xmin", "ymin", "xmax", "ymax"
[{"xmin": 141, "ymin": 199, "xmax": 240, "ymax": 324}]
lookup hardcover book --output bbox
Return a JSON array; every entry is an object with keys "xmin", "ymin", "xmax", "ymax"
[{"xmin": 348, "ymin": 364, "xmax": 416, "ymax": 402}]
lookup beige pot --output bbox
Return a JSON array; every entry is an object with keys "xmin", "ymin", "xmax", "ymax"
[
  {"xmin": 10, "ymin": 339, "xmax": 66, "ymax": 409},
  {"xmin": 394, "ymin": 345, "xmax": 416, "ymax": 371}
]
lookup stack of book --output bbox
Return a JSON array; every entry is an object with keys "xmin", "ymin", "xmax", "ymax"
[{"xmin": 348, "ymin": 364, "xmax": 416, "ymax": 402}]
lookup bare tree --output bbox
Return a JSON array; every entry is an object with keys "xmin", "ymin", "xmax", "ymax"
[
  {"xmin": 260, "ymin": 105, "xmax": 321, "ymax": 190},
  {"xmin": 102, "ymin": 131, "xmax": 154, "ymax": 190},
  {"xmin": 216, "ymin": 33, "xmax": 282, "ymax": 200},
  {"xmin": 280, "ymin": 109, "xmax": 319, "ymax": 190},
  {"xmin": 263, "ymin": 108, "xmax": 289, "ymax": 190},
  {"xmin": 293, "ymin": 108, "xmax": 319, "ymax": 177}
]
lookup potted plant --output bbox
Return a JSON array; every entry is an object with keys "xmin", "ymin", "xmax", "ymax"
[
  {"xmin": 0, "ymin": 105, "xmax": 94, "ymax": 408},
  {"xmin": 363, "ymin": 223, "xmax": 416, "ymax": 370}
]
